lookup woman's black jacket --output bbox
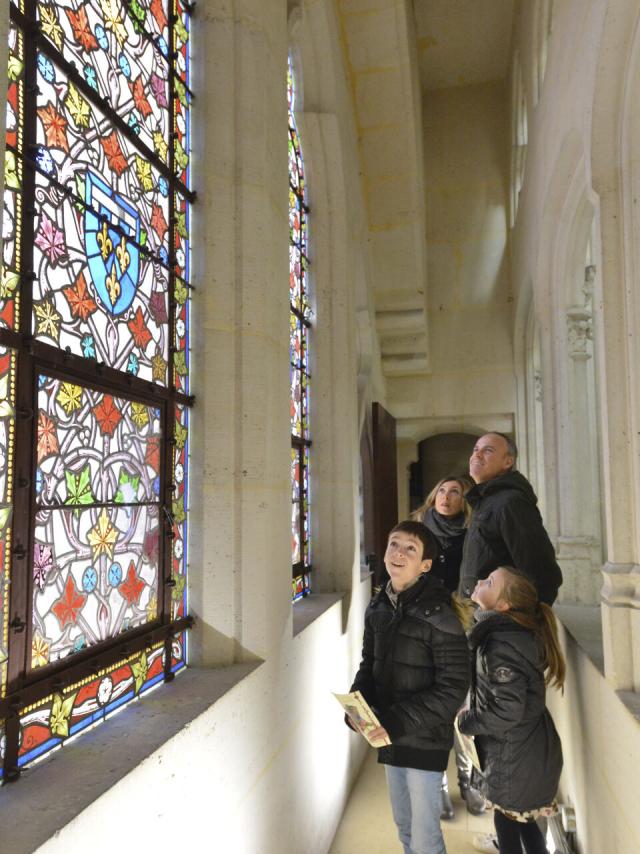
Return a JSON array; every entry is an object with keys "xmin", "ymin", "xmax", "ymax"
[
  {"xmin": 350, "ymin": 572, "xmax": 470, "ymax": 772},
  {"xmin": 432, "ymin": 532, "xmax": 465, "ymax": 593},
  {"xmin": 457, "ymin": 612, "xmax": 563, "ymax": 812}
]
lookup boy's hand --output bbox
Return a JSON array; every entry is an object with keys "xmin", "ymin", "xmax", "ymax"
[
  {"xmin": 368, "ymin": 725, "xmax": 389, "ymax": 744},
  {"xmin": 344, "ymin": 713, "xmax": 358, "ymax": 732}
]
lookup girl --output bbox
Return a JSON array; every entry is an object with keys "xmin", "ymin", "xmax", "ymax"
[{"xmin": 458, "ymin": 566, "xmax": 564, "ymax": 854}]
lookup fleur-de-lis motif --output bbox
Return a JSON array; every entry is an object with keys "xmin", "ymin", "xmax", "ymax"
[
  {"xmin": 97, "ymin": 220, "xmax": 113, "ymax": 261},
  {"xmin": 105, "ymin": 265, "xmax": 120, "ymax": 306},
  {"xmin": 116, "ymin": 235, "xmax": 130, "ymax": 274}
]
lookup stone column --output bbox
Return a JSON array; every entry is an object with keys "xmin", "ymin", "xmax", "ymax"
[
  {"xmin": 601, "ymin": 564, "xmax": 640, "ymax": 691},
  {"xmin": 556, "ymin": 297, "xmax": 602, "ymax": 603}
]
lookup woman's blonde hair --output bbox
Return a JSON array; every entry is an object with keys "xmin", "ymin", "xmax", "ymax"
[
  {"xmin": 411, "ymin": 475, "xmax": 472, "ymax": 526},
  {"xmin": 496, "ymin": 567, "xmax": 566, "ymax": 690}
]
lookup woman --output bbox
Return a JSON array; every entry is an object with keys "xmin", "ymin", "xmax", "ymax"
[
  {"xmin": 412, "ymin": 475, "xmax": 470, "ymax": 594},
  {"xmin": 412, "ymin": 475, "xmax": 486, "ymax": 820}
]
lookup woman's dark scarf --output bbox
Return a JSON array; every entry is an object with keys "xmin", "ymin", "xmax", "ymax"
[{"xmin": 422, "ymin": 507, "xmax": 466, "ymax": 547}]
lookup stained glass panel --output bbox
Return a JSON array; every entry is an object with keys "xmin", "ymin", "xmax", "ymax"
[
  {"xmin": 290, "ymin": 314, "xmax": 309, "ymax": 440},
  {"xmin": 289, "ymin": 58, "xmax": 311, "ymax": 591},
  {"xmin": 0, "ymin": 348, "xmax": 16, "ymax": 696},
  {"xmin": 32, "ymin": 375, "xmax": 161, "ymax": 668},
  {"xmin": 288, "ymin": 63, "xmax": 308, "ymax": 320},
  {"xmin": 0, "ymin": 0, "xmax": 192, "ymax": 777},
  {"xmin": 171, "ymin": 404, "xmax": 188, "ymax": 620},
  {"xmin": 292, "ymin": 572, "xmax": 310, "ymax": 602},
  {"xmin": 173, "ymin": 0, "xmax": 191, "ymax": 186},
  {"xmin": 36, "ymin": 0, "xmax": 172, "ymax": 166},
  {"xmin": 19, "ymin": 635, "xmax": 185, "ymax": 767},
  {"xmin": 2, "ymin": 24, "xmax": 24, "ymax": 331},
  {"xmin": 29, "ymin": 54, "xmax": 170, "ymax": 381}
]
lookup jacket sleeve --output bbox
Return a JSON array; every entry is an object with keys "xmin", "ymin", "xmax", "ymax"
[
  {"xmin": 458, "ymin": 639, "xmax": 528, "ymax": 738},
  {"xmin": 498, "ymin": 497, "xmax": 562, "ymax": 604},
  {"xmin": 380, "ymin": 616, "xmax": 470, "ymax": 741},
  {"xmin": 349, "ymin": 617, "xmax": 378, "ymax": 709}
]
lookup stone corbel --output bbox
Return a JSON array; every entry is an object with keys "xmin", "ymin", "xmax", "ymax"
[{"xmin": 566, "ymin": 305, "xmax": 593, "ymax": 361}]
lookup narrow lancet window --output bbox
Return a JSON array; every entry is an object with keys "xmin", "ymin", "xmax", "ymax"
[{"xmin": 288, "ymin": 57, "xmax": 311, "ymax": 600}]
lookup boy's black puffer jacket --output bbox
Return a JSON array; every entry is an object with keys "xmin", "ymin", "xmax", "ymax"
[
  {"xmin": 351, "ymin": 572, "xmax": 470, "ymax": 772},
  {"xmin": 458, "ymin": 613, "xmax": 563, "ymax": 812}
]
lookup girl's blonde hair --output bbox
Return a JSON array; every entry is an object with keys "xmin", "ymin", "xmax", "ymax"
[
  {"xmin": 411, "ymin": 475, "xmax": 473, "ymax": 526},
  {"xmin": 497, "ymin": 567, "xmax": 566, "ymax": 690},
  {"xmin": 451, "ymin": 592, "xmax": 475, "ymax": 630}
]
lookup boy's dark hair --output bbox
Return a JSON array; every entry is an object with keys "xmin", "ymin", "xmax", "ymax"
[{"xmin": 388, "ymin": 520, "xmax": 439, "ymax": 561}]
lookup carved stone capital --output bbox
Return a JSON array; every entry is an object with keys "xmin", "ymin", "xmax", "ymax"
[{"xmin": 566, "ymin": 305, "xmax": 593, "ymax": 361}]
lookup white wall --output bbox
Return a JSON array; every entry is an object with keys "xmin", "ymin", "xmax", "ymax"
[{"xmin": 549, "ymin": 622, "xmax": 640, "ymax": 854}]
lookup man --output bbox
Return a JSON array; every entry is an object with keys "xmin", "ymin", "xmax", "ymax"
[{"xmin": 458, "ymin": 432, "xmax": 562, "ymax": 605}]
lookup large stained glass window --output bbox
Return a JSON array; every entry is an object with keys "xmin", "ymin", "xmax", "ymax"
[
  {"xmin": 0, "ymin": 0, "xmax": 193, "ymax": 780},
  {"xmin": 288, "ymin": 58, "xmax": 311, "ymax": 601}
]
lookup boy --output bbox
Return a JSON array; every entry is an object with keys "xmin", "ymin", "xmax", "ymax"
[{"xmin": 348, "ymin": 521, "xmax": 470, "ymax": 854}]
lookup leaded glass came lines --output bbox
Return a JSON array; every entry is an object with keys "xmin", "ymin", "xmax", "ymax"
[
  {"xmin": 33, "ymin": 377, "xmax": 161, "ymax": 667},
  {"xmin": 18, "ymin": 636, "xmax": 185, "ymax": 768},
  {"xmin": 29, "ymin": 52, "xmax": 171, "ymax": 381},
  {"xmin": 288, "ymin": 58, "xmax": 311, "ymax": 600}
]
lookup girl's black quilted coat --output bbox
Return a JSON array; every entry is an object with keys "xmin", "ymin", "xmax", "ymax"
[{"xmin": 458, "ymin": 612, "xmax": 563, "ymax": 812}]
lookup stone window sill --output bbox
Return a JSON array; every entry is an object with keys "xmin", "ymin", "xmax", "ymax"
[
  {"xmin": 554, "ymin": 604, "xmax": 604, "ymax": 674},
  {"xmin": 293, "ymin": 592, "xmax": 345, "ymax": 636},
  {"xmin": 0, "ymin": 662, "xmax": 261, "ymax": 853}
]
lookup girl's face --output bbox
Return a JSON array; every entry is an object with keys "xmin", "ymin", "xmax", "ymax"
[
  {"xmin": 434, "ymin": 480, "xmax": 464, "ymax": 517},
  {"xmin": 471, "ymin": 568, "xmax": 510, "ymax": 611}
]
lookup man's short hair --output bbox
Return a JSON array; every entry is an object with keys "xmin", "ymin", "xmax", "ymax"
[
  {"xmin": 388, "ymin": 520, "xmax": 439, "ymax": 561},
  {"xmin": 486, "ymin": 431, "xmax": 518, "ymax": 468}
]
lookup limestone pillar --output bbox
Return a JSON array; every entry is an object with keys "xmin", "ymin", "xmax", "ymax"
[
  {"xmin": 601, "ymin": 564, "xmax": 640, "ymax": 691},
  {"xmin": 555, "ymin": 279, "xmax": 602, "ymax": 604}
]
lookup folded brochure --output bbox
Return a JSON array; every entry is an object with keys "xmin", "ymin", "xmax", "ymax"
[{"xmin": 334, "ymin": 690, "xmax": 391, "ymax": 748}]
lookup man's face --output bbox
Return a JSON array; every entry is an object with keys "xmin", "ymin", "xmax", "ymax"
[
  {"xmin": 384, "ymin": 531, "xmax": 432, "ymax": 592},
  {"xmin": 469, "ymin": 433, "xmax": 514, "ymax": 484}
]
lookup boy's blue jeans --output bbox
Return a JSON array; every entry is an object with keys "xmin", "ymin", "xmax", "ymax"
[{"xmin": 385, "ymin": 765, "xmax": 447, "ymax": 854}]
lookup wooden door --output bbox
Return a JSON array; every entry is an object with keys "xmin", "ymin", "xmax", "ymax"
[{"xmin": 360, "ymin": 402, "xmax": 398, "ymax": 589}]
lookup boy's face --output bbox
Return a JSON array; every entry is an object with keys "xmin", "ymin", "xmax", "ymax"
[{"xmin": 384, "ymin": 531, "xmax": 432, "ymax": 592}]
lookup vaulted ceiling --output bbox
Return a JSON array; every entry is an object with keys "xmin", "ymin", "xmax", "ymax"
[{"xmin": 336, "ymin": 0, "xmax": 516, "ymax": 434}]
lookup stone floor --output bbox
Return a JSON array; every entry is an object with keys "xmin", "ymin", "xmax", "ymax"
[{"xmin": 330, "ymin": 749, "xmax": 494, "ymax": 854}]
